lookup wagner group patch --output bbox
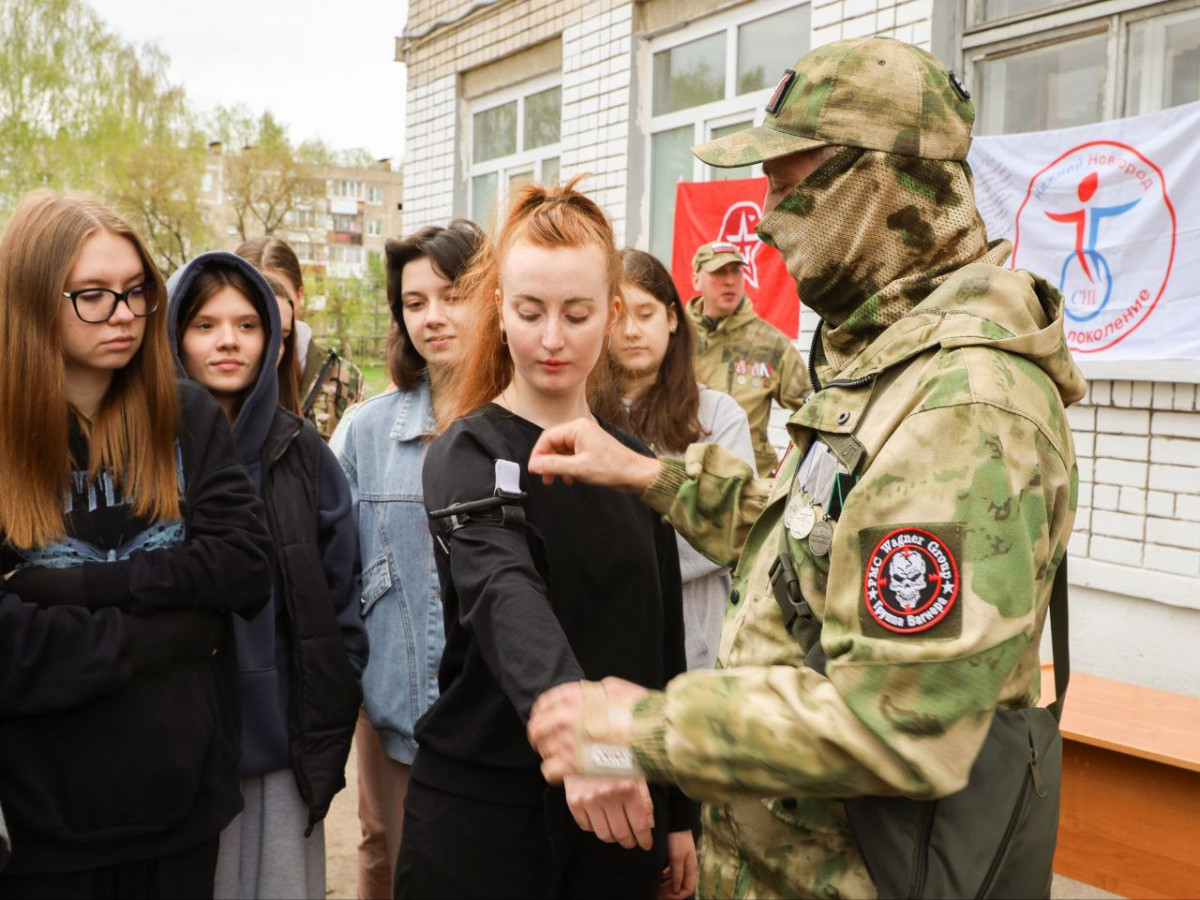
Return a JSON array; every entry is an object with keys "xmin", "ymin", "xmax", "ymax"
[{"xmin": 861, "ymin": 525, "xmax": 962, "ymax": 637}]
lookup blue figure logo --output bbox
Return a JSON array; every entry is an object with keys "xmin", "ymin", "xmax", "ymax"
[{"xmin": 1046, "ymin": 171, "xmax": 1140, "ymax": 322}]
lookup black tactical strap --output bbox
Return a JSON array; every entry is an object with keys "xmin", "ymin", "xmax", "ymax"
[{"xmin": 1046, "ymin": 557, "xmax": 1070, "ymax": 722}]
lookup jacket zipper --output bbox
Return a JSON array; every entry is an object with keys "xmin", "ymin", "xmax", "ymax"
[
  {"xmin": 909, "ymin": 800, "xmax": 938, "ymax": 899},
  {"xmin": 807, "ymin": 325, "xmax": 876, "ymax": 396},
  {"xmin": 974, "ymin": 741, "xmax": 1042, "ymax": 899}
]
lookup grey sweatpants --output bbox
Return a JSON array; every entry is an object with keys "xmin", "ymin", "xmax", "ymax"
[{"xmin": 214, "ymin": 769, "xmax": 326, "ymax": 900}]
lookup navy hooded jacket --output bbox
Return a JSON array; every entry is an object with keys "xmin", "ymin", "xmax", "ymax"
[{"xmin": 168, "ymin": 252, "xmax": 367, "ymax": 778}]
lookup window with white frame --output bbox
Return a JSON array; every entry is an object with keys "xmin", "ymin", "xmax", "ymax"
[
  {"xmin": 367, "ymin": 186, "xmax": 384, "ymax": 204},
  {"xmin": 367, "ymin": 220, "xmax": 382, "ymax": 237},
  {"xmin": 644, "ymin": 0, "xmax": 812, "ymax": 264},
  {"xmin": 965, "ymin": 0, "xmax": 1200, "ymax": 135},
  {"xmin": 468, "ymin": 74, "xmax": 562, "ymax": 228}
]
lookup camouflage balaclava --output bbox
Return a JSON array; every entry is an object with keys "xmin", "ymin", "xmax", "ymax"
[
  {"xmin": 756, "ymin": 147, "xmax": 1001, "ymax": 376},
  {"xmin": 692, "ymin": 37, "xmax": 1005, "ymax": 379}
]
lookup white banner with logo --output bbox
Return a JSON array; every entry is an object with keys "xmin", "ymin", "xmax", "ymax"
[{"xmin": 969, "ymin": 100, "xmax": 1200, "ymax": 365}]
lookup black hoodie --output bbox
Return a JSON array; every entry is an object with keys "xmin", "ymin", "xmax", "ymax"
[{"xmin": 0, "ymin": 381, "xmax": 273, "ymax": 876}]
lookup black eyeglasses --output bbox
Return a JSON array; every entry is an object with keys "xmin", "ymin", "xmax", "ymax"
[{"xmin": 62, "ymin": 284, "xmax": 157, "ymax": 323}]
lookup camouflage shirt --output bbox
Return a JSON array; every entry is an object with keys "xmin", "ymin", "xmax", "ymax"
[
  {"xmin": 301, "ymin": 339, "xmax": 366, "ymax": 442},
  {"xmin": 690, "ymin": 297, "xmax": 810, "ymax": 477},
  {"xmin": 628, "ymin": 259, "xmax": 1085, "ymax": 899}
]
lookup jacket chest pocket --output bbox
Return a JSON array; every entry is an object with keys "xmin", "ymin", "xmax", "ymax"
[{"xmin": 361, "ymin": 554, "xmax": 394, "ymax": 617}]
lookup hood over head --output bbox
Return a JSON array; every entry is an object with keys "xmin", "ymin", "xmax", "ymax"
[{"xmin": 167, "ymin": 251, "xmax": 282, "ymax": 468}]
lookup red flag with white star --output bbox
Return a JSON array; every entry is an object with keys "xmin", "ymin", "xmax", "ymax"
[{"xmin": 670, "ymin": 177, "xmax": 799, "ymax": 338}]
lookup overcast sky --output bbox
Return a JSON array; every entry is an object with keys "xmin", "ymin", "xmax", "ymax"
[{"xmin": 92, "ymin": 0, "xmax": 410, "ymax": 161}]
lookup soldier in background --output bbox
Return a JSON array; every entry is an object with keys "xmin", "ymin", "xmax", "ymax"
[
  {"xmin": 689, "ymin": 240, "xmax": 809, "ymax": 476},
  {"xmin": 526, "ymin": 37, "xmax": 1083, "ymax": 898}
]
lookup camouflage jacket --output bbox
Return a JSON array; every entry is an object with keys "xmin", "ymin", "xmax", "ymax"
[
  {"xmin": 630, "ymin": 261, "xmax": 1085, "ymax": 899},
  {"xmin": 689, "ymin": 297, "xmax": 810, "ymax": 477},
  {"xmin": 301, "ymin": 339, "xmax": 366, "ymax": 442}
]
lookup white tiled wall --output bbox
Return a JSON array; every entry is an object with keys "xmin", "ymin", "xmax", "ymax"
[{"xmin": 560, "ymin": 3, "xmax": 635, "ymax": 243}]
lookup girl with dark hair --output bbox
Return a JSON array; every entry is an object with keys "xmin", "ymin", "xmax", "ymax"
[
  {"xmin": 610, "ymin": 249, "xmax": 754, "ymax": 671},
  {"xmin": 333, "ymin": 219, "xmax": 484, "ymax": 899},
  {"xmin": 169, "ymin": 252, "xmax": 367, "ymax": 900},
  {"xmin": 396, "ymin": 181, "xmax": 697, "ymax": 899},
  {"xmin": 235, "ymin": 236, "xmax": 365, "ymax": 439},
  {"xmin": 0, "ymin": 193, "xmax": 272, "ymax": 898},
  {"xmin": 261, "ymin": 271, "xmax": 302, "ymax": 416}
]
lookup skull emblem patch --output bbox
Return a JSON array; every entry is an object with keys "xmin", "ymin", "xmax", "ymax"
[{"xmin": 863, "ymin": 527, "xmax": 960, "ymax": 634}]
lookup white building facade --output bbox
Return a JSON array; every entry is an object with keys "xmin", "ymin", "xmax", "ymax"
[{"xmin": 398, "ymin": 0, "xmax": 1200, "ymax": 695}]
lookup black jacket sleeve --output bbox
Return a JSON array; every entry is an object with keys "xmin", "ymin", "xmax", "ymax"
[
  {"xmin": 424, "ymin": 425, "xmax": 585, "ymax": 721},
  {"xmin": 317, "ymin": 440, "xmax": 368, "ymax": 679},
  {"xmin": 0, "ymin": 588, "xmax": 222, "ymax": 716},
  {"xmin": 655, "ymin": 514, "xmax": 700, "ymax": 832},
  {"xmin": 16, "ymin": 384, "xmax": 273, "ymax": 618}
]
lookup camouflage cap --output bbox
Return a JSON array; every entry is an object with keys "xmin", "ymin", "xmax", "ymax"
[
  {"xmin": 693, "ymin": 241, "xmax": 747, "ymax": 272},
  {"xmin": 693, "ymin": 37, "xmax": 974, "ymax": 167}
]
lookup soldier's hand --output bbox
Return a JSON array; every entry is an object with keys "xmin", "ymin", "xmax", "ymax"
[
  {"xmin": 529, "ymin": 678, "xmax": 648, "ymax": 782},
  {"xmin": 563, "ymin": 774, "xmax": 655, "ymax": 851},
  {"xmin": 528, "ymin": 417, "xmax": 661, "ymax": 491}
]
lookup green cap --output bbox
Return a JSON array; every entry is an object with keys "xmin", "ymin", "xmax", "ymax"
[
  {"xmin": 692, "ymin": 241, "xmax": 746, "ymax": 272},
  {"xmin": 693, "ymin": 37, "xmax": 974, "ymax": 167}
]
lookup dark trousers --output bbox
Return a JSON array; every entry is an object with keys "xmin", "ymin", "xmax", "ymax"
[
  {"xmin": 0, "ymin": 837, "xmax": 219, "ymax": 900},
  {"xmin": 394, "ymin": 779, "xmax": 668, "ymax": 900}
]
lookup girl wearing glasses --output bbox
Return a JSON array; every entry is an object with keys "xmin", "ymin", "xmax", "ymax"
[
  {"xmin": 168, "ymin": 252, "xmax": 367, "ymax": 900},
  {"xmin": 0, "ymin": 194, "xmax": 272, "ymax": 898}
]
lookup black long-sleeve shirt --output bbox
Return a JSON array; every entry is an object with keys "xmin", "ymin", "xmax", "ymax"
[{"xmin": 417, "ymin": 404, "xmax": 694, "ymax": 830}]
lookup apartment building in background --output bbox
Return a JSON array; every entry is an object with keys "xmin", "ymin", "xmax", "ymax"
[
  {"xmin": 201, "ymin": 145, "xmax": 404, "ymax": 281},
  {"xmin": 396, "ymin": 0, "xmax": 1200, "ymax": 695}
]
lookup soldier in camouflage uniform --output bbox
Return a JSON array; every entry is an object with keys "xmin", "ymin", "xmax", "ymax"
[
  {"xmin": 689, "ymin": 241, "xmax": 810, "ymax": 476},
  {"xmin": 526, "ymin": 37, "xmax": 1085, "ymax": 899},
  {"xmin": 301, "ymin": 337, "xmax": 365, "ymax": 441}
]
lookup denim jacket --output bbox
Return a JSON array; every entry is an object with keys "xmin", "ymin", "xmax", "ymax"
[{"xmin": 336, "ymin": 381, "xmax": 443, "ymax": 764}]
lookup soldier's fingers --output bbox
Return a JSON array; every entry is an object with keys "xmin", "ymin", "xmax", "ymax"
[{"xmin": 540, "ymin": 754, "xmax": 573, "ymax": 783}]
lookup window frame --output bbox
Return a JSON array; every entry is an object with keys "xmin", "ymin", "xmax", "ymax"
[
  {"xmin": 639, "ymin": 0, "xmax": 812, "ymax": 261},
  {"xmin": 963, "ymin": 0, "xmax": 1200, "ymax": 128},
  {"xmin": 466, "ymin": 72, "xmax": 563, "ymax": 224}
]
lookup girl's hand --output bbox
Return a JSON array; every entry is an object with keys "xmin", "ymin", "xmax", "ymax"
[{"xmin": 658, "ymin": 829, "xmax": 698, "ymax": 899}]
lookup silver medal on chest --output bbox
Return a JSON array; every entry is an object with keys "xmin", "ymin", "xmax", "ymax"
[
  {"xmin": 808, "ymin": 518, "xmax": 834, "ymax": 557},
  {"xmin": 784, "ymin": 493, "xmax": 815, "ymax": 540}
]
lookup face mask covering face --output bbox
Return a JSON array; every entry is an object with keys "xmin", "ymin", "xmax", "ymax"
[{"xmin": 757, "ymin": 146, "xmax": 998, "ymax": 375}]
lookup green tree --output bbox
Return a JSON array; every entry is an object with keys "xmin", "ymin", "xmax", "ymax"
[
  {"xmin": 0, "ymin": 0, "xmax": 213, "ymax": 270},
  {"xmin": 212, "ymin": 107, "xmax": 319, "ymax": 241}
]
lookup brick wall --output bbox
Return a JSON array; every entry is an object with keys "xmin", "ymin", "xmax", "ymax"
[
  {"xmin": 560, "ymin": 3, "xmax": 634, "ymax": 242},
  {"xmin": 812, "ymin": 0, "xmax": 932, "ymax": 48},
  {"xmin": 1071, "ymin": 380, "xmax": 1200, "ymax": 579},
  {"xmin": 402, "ymin": 74, "xmax": 457, "ymax": 232}
]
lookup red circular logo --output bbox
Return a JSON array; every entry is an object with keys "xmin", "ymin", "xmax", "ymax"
[{"xmin": 863, "ymin": 528, "xmax": 960, "ymax": 634}]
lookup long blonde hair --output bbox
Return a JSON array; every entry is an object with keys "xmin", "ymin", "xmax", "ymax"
[
  {"xmin": 0, "ymin": 192, "xmax": 180, "ymax": 548},
  {"xmin": 435, "ymin": 176, "xmax": 623, "ymax": 430}
]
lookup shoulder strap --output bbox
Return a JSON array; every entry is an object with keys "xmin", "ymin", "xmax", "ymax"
[
  {"xmin": 1046, "ymin": 556, "xmax": 1070, "ymax": 722},
  {"xmin": 302, "ymin": 350, "xmax": 339, "ymax": 416}
]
